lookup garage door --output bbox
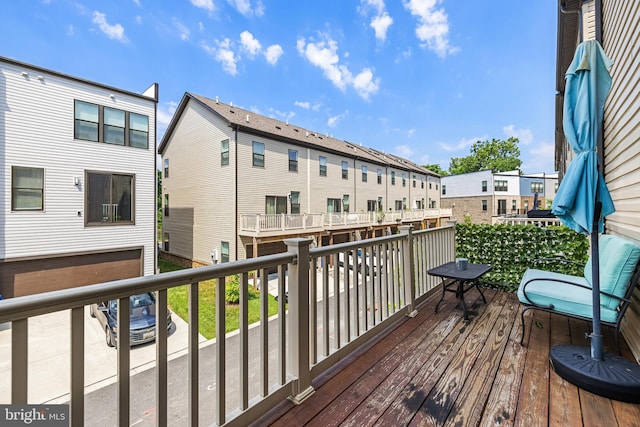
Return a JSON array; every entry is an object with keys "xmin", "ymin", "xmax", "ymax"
[{"xmin": 0, "ymin": 249, "xmax": 143, "ymax": 298}]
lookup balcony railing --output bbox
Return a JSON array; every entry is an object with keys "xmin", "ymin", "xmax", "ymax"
[
  {"xmin": 0, "ymin": 225, "xmax": 455, "ymax": 426},
  {"xmin": 240, "ymin": 209, "xmax": 453, "ymax": 235}
]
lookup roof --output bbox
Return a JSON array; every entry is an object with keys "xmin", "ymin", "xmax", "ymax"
[
  {"xmin": 159, "ymin": 92, "xmax": 440, "ymax": 178},
  {"xmin": 0, "ymin": 55, "xmax": 159, "ymax": 102}
]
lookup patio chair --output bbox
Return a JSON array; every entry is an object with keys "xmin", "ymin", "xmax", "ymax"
[{"xmin": 518, "ymin": 235, "xmax": 640, "ymax": 353}]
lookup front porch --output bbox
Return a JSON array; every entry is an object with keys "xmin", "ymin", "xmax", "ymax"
[{"xmin": 259, "ymin": 289, "xmax": 640, "ymax": 427}]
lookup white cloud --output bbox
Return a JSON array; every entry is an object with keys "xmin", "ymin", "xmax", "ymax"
[
  {"xmin": 92, "ymin": 11, "xmax": 128, "ymax": 43},
  {"xmin": 370, "ymin": 13, "xmax": 393, "ymax": 42},
  {"xmin": 328, "ymin": 110, "xmax": 348, "ymax": 127},
  {"xmin": 395, "ymin": 145, "xmax": 414, "ymax": 158},
  {"xmin": 264, "ymin": 44, "xmax": 283, "ymax": 65},
  {"xmin": 439, "ymin": 135, "xmax": 488, "ymax": 152},
  {"xmin": 132, "ymin": 0, "xmax": 141, "ymax": 6},
  {"xmin": 227, "ymin": 0, "xmax": 264, "ymax": 17},
  {"xmin": 191, "ymin": 0, "xmax": 214, "ymax": 13},
  {"xmin": 503, "ymin": 124, "xmax": 534, "ymax": 145},
  {"xmin": 295, "ymin": 101, "xmax": 310, "ymax": 109},
  {"xmin": 403, "ymin": 0, "xmax": 459, "ymax": 58},
  {"xmin": 407, "ymin": 128, "xmax": 416, "ymax": 138},
  {"xmin": 66, "ymin": 25, "xmax": 74, "ymax": 36},
  {"xmin": 173, "ymin": 19, "xmax": 190, "ymax": 41},
  {"xmin": 157, "ymin": 101, "xmax": 178, "ymax": 137},
  {"xmin": 202, "ymin": 38, "xmax": 238, "ymax": 75},
  {"xmin": 198, "ymin": 22, "xmax": 205, "ymax": 32},
  {"xmin": 268, "ymin": 107, "xmax": 295, "ymax": 122},
  {"xmin": 522, "ymin": 141, "xmax": 555, "ymax": 173},
  {"xmin": 136, "ymin": 16, "xmax": 142, "ymax": 24},
  {"xmin": 297, "ymin": 34, "xmax": 380, "ymax": 100},
  {"xmin": 240, "ymin": 31, "xmax": 261, "ymax": 57}
]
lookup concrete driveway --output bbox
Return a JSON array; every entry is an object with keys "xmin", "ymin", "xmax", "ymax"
[{"xmin": 0, "ymin": 305, "xmax": 204, "ymax": 404}]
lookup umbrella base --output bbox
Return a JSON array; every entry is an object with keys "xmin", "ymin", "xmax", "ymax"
[{"xmin": 550, "ymin": 345, "xmax": 640, "ymax": 403}]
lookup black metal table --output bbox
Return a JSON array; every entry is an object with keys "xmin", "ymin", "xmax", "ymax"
[{"xmin": 428, "ymin": 261, "xmax": 491, "ymax": 320}]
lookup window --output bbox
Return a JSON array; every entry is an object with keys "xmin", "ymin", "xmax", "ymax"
[
  {"xmin": 531, "ymin": 182, "xmax": 544, "ymax": 193},
  {"xmin": 342, "ymin": 194, "xmax": 350, "ymax": 212},
  {"xmin": 402, "ymin": 173, "xmax": 407, "ymax": 187},
  {"xmin": 12, "ymin": 166, "xmax": 44, "ymax": 211},
  {"xmin": 253, "ymin": 142, "xmax": 265, "ymax": 167},
  {"xmin": 342, "ymin": 161, "xmax": 348, "ymax": 179},
  {"xmin": 265, "ymin": 196, "xmax": 287, "ymax": 214},
  {"xmin": 290, "ymin": 191, "xmax": 300, "ymax": 214},
  {"xmin": 221, "ymin": 139, "xmax": 229, "ymax": 166},
  {"xmin": 442, "ymin": 185, "xmax": 446, "ymax": 195},
  {"xmin": 367, "ymin": 200, "xmax": 377, "ymax": 212},
  {"xmin": 221, "ymin": 241, "xmax": 230, "ymax": 263},
  {"xmin": 289, "ymin": 149, "xmax": 298, "ymax": 172},
  {"xmin": 413, "ymin": 175, "xmax": 416, "ymax": 188},
  {"xmin": 163, "ymin": 233, "xmax": 170, "ymax": 252},
  {"xmin": 74, "ymin": 100, "xmax": 149, "ymax": 148},
  {"xmin": 377, "ymin": 169, "xmax": 382, "ymax": 184},
  {"xmin": 512, "ymin": 200, "xmax": 517, "ymax": 211},
  {"xmin": 362, "ymin": 165, "xmax": 368, "ymax": 182},
  {"xmin": 421, "ymin": 177, "xmax": 424, "ymax": 189},
  {"xmin": 164, "ymin": 194, "xmax": 169, "ymax": 216},
  {"xmin": 482, "ymin": 180, "xmax": 487, "ymax": 192},
  {"xmin": 482, "ymin": 200, "xmax": 487, "ymax": 211},
  {"xmin": 74, "ymin": 100, "xmax": 99, "ymax": 141},
  {"xmin": 430, "ymin": 199, "xmax": 436, "ymax": 208},
  {"xmin": 391, "ymin": 171, "xmax": 396, "ymax": 185},
  {"xmin": 327, "ymin": 198, "xmax": 341, "ymax": 213},
  {"xmin": 164, "ymin": 159, "xmax": 169, "ymax": 178},
  {"xmin": 319, "ymin": 156, "xmax": 327, "ymax": 176},
  {"xmin": 395, "ymin": 200, "xmax": 403, "ymax": 210},
  {"xmin": 416, "ymin": 200, "xmax": 422, "ymax": 209},
  {"xmin": 495, "ymin": 180, "xmax": 508, "ymax": 192},
  {"xmin": 402, "ymin": 197, "xmax": 407, "ymax": 210},
  {"xmin": 524, "ymin": 200, "xmax": 529, "ymax": 211},
  {"xmin": 497, "ymin": 199, "xmax": 507, "ymax": 215},
  {"xmin": 436, "ymin": 184, "xmax": 438, "ymax": 190},
  {"xmin": 86, "ymin": 171, "xmax": 133, "ymax": 224},
  {"xmin": 129, "ymin": 113, "xmax": 149, "ymax": 149},
  {"xmin": 429, "ymin": 182, "xmax": 432, "ymax": 189},
  {"xmin": 104, "ymin": 107, "xmax": 125, "ymax": 145},
  {"xmin": 377, "ymin": 197, "xmax": 383, "ymax": 210}
]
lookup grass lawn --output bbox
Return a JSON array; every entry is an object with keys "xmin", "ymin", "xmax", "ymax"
[{"xmin": 159, "ymin": 259, "xmax": 280, "ymax": 339}]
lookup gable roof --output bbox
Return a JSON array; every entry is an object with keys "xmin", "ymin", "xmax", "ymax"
[{"xmin": 159, "ymin": 92, "xmax": 440, "ymax": 177}]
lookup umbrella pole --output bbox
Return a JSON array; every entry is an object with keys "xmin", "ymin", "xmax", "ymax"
[{"xmin": 590, "ymin": 201, "xmax": 604, "ymax": 361}]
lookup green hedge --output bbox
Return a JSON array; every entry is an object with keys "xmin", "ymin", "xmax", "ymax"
[{"xmin": 455, "ymin": 224, "xmax": 589, "ymax": 292}]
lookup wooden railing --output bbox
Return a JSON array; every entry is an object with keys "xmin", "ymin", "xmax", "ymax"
[
  {"xmin": 240, "ymin": 209, "xmax": 453, "ymax": 234},
  {"xmin": 0, "ymin": 225, "xmax": 455, "ymax": 426}
]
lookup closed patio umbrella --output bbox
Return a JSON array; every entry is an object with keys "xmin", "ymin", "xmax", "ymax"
[{"xmin": 550, "ymin": 39, "xmax": 640, "ymax": 401}]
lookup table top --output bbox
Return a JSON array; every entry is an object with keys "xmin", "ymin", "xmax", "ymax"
[{"xmin": 427, "ymin": 261, "xmax": 492, "ymax": 281}]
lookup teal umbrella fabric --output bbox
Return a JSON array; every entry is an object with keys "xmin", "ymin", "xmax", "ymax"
[{"xmin": 552, "ymin": 40, "xmax": 614, "ymax": 234}]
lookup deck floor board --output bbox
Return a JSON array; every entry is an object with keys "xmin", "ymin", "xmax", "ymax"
[{"xmin": 256, "ymin": 290, "xmax": 640, "ymax": 427}]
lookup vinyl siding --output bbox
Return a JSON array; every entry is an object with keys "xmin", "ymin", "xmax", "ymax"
[
  {"xmin": 601, "ymin": 0, "xmax": 640, "ymax": 361},
  {"xmin": 0, "ymin": 60, "xmax": 156, "ymax": 276},
  {"xmin": 161, "ymin": 100, "xmax": 236, "ymax": 265}
]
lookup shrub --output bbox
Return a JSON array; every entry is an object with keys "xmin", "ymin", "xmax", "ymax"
[
  {"xmin": 455, "ymin": 223, "xmax": 589, "ymax": 292},
  {"xmin": 224, "ymin": 274, "xmax": 259, "ymax": 304}
]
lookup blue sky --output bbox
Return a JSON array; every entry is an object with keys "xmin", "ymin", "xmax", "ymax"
[{"xmin": 1, "ymin": 0, "xmax": 558, "ymax": 174}]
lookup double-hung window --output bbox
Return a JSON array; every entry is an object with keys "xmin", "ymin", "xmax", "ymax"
[
  {"xmin": 104, "ymin": 107, "xmax": 125, "ymax": 145},
  {"xmin": 377, "ymin": 169, "xmax": 382, "ymax": 184},
  {"xmin": 482, "ymin": 180, "xmax": 487, "ymax": 192},
  {"xmin": 319, "ymin": 156, "xmax": 327, "ymax": 176},
  {"xmin": 289, "ymin": 149, "xmax": 298, "ymax": 172},
  {"xmin": 495, "ymin": 180, "xmax": 508, "ymax": 192},
  {"xmin": 290, "ymin": 191, "xmax": 301, "ymax": 214},
  {"xmin": 221, "ymin": 139, "xmax": 230, "ymax": 166},
  {"xmin": 391, "ymin": 171, "xmax": 396, "ymax": 185},
  {"xmin": 531, "ymin": 182, "xmax": 543, "ymax": 193},
  {"xmin": 402, "ymin": 173, "xmax": 407, "ymax": 187},
  {"xmin": 129, "ymin": 113, "xmax": 149, "ymax": 148},
  {"xmin": 342, "ymin": 194, "xmax": 350, "ymax": 212},
  {"xmin": 253, "ymin": 142, "xmax": 265, "ymax": 167},
  {"xmin": 362, "ymin": 165, "xmax": 368, "ymax": 182},
  {"xmin": 86, "ymin": 171, "xmax": 134, "ymax": 225},
  {"xmin": 74, "ymin": 101, "xmax": 99, "ymax": 141},
  {"xmin": 342, "ymin": 161, "xmax": 348, "ymax": 179},
  {"xmin": 12, "ymin": 166, "xmax": 44, "ymax": 211},
  {"xmin": 164, "ymin": 159, "xmax": 169, "ymax": 178},
  {"xmin": 74, "ymin": 100, "xmax": 149, "ymax": 148},
  {"xmin": 221, "ymin": 242, "xmax": 230, "ymax": 263},
  {"xmin": 164, "ymin": 194, "xmax": 169, "ymax": 216}
]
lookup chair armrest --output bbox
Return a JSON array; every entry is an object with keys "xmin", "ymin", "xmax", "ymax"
[{"xmin": 521, "ymin": 276, "xmax": 628, "ymax": 309}]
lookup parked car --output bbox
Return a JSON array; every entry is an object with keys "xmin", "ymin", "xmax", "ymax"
[
  {"xmin": 90, "ymin": 292, "xmax": 173, "ymax": 348},
  {"xmin": 338, "ymin": 249, "xmax": 383, "ymax": 276}
]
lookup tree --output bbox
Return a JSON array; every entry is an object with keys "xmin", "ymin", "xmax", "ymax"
[
  {"xmin": 449, "ymin": 137, "xmax": 522, "ymax": 175},
  {"xmin": 422, "ymin": 163, "xmax": 449, "ymax": 176}
]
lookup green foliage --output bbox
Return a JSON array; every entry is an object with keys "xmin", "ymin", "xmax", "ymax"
[
  {"xmin": 422, "ymin": 163, "xmax": 449, "ymax": 176},
  {"xmin": 455, "ymin": 224, "xmax": 589, "ymax": 292},
  {"xmin": 449, "ymin": 137, "xmax": 522, "ymax": 175},
  {"xmin": 224, "ymin": 274, "xmax": 259, "ymax": 304},
  {"xmin": 462, "ymin": 213, "xmax": 473, "ymax": 225}
]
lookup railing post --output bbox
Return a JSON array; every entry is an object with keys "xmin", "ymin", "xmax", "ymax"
[
  {"xmin": 284, "ymin": 237, "xmax": 315, "ymax": 404},
  {"xmin": 399, "ymin": 225, "xmax": 417, "ymax": 317},
  {"xmin": 256, "ymin": 214, "xmax": 261, "ymax": 233},
  {"xmin": 282, "ymin": 213, "xmax": 286, "ymax": 231}
]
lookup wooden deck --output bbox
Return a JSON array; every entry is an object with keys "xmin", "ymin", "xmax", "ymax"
[{"xmin": 255, "ymin": 288, "xmax": 640, "ymax": 426}]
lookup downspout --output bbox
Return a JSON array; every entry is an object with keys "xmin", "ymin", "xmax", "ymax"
[
  {"xmin": 559, "ymin": 1, "xmax": 583, "ymax": 43},
  {"xmin": 152, "ymin": 83, "xmax": 159, "ymax": 275},
  {"xmin": 353, "ymin": 158, "xmax": 357, "ymax": 211},
  {"xmin": 234, "ymin": 126, "xmax": 239, "ymax": 261}
]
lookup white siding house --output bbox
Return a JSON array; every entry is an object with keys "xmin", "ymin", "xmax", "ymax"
[
  {"xmin": 159, "ymin": 93, "xmax": 446, "ymax": 265},
  {"xmin": 0, "ymin": 56, "xmax": 158, "ymax": 297}
]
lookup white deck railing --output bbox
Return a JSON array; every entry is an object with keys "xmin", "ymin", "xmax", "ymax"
[
  {"xmin": 0, "ymin": 225, "xmax": 455, "ymax": 426},
  {"xmin": 494, "ymin": 216, "xmax": 561, "ymax": 227},
  {"xmin": 240, "ymin": 209, "xmax": 453, "ymax": 234}
]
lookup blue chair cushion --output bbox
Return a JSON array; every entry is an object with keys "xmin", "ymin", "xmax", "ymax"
[
  {"xmin": 517, "ymin": 268, "xmax": 619, "ymax": 323},
  {"xmin": 583, "ymin": 235, "xmax": 640, "ymax": 310}
]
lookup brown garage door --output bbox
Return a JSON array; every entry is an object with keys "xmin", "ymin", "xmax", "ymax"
[{"xmin": 0, "ymin": 249, "xmax": 143, "ymax": 298}]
